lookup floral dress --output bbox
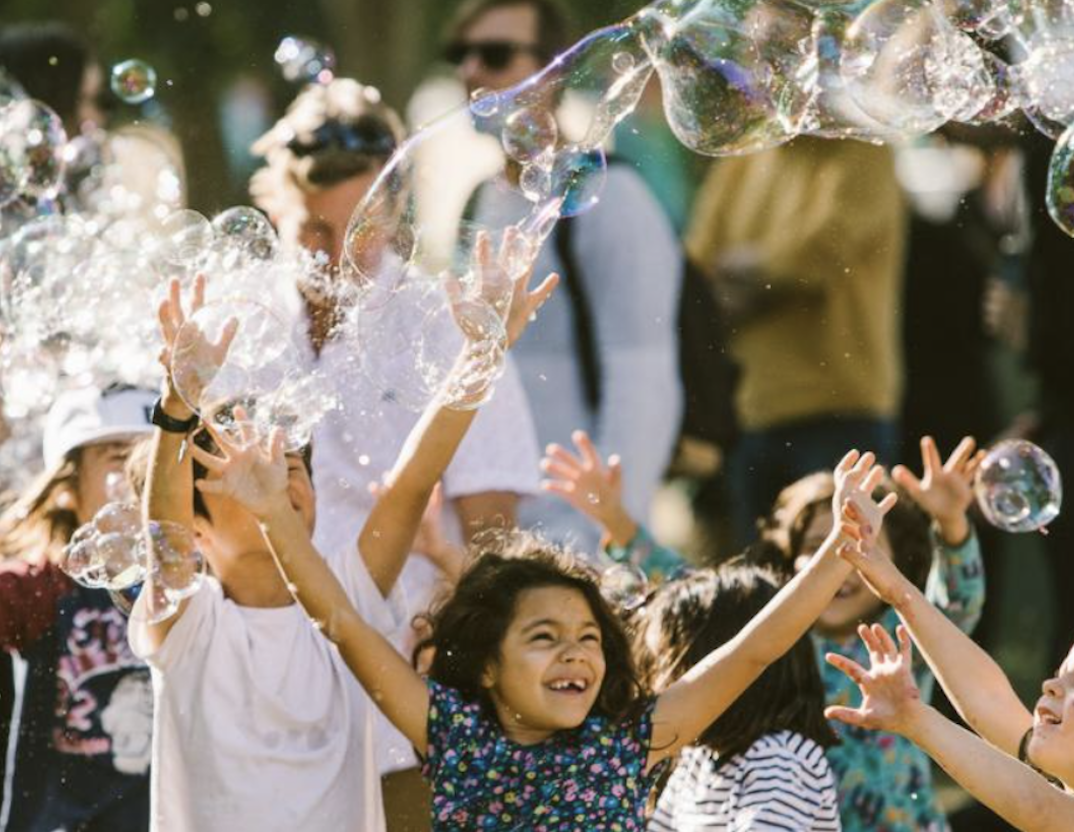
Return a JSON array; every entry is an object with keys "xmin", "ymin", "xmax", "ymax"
[
  {"xmin": 819, "ymin": 529, "xmax": 985, "ymax": 832},
  {"xmin": 422, "ymin": 681, "xmax": 662, "ymax": 831}
]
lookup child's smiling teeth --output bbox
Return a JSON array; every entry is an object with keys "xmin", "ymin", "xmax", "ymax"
[{"xmin": 548, "ymin": 679, "xmax": 588, "ymax": 692}]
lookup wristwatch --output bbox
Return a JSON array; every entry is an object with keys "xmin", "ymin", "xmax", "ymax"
[{"xmin": 151, "ymin": 398, "xmax": 199, "ymax": 434}]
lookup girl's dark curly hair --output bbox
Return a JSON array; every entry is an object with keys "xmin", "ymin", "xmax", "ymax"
[
  {"xmin": 759, "ymin": 471, "xmax": 933, "ymax": 592},
  {"xmin": 633, "ymin": 557, "xmax": 837, "ymax": 761},
  {"xmin": 414, "ymin": 531, "xmax": 646, "ymax": 724}
]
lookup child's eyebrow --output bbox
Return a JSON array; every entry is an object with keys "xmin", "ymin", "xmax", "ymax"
[{"xmin": 520, "ymin": 618, "xmax": 600, "ymax": 633}]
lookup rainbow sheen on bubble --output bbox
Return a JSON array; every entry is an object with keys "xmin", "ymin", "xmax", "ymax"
[
  {"xmin": 110, "ymin": 60, "xmax": 158, "ymax": 105},
  {"xmin": 974, "ymin": 440, "xmax": 1063, "ymax": 533}
]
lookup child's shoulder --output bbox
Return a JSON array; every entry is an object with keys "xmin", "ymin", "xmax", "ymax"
[{"xmin": 740, "ymin": 731, "xmax": 835, "ymax": 781}]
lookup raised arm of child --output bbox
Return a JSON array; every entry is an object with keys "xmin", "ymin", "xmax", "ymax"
[
  {"xmin": 138, "ymin": 274, "xmax": 236, "ymax": 651},
  {"xmin": 835, "ymin": 524, "xmax": 1030, "ymax": 756},
  {"xmin": 827, "ymin": 624, "xmax": 1073, "ymax": 832},
  {"xmin": 646, "ymin": 450, "xmax": 898, "ymax": 769},
  {"xmin": 192, "ymin": 238, "xmax": 557, "ymax": 754},
  {"xmin": 540, "ymin": 430, "xmax": 685, "ymax": 581}
]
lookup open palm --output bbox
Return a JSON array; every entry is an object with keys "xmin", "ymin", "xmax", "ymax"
[{"xmin": 189, "ymin": 413, "xmax": 288, "ymax": 518}]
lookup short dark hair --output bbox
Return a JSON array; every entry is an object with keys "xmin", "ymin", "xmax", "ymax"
[
  {"xmin": 446, "ymin": 0, "xmax": 574, "ymax": 63},
  {"xmin": 634, "ymin": 559, "xmax": 838, "ymax": 760},
  {"xmin": 760, "ymin": 471, "xmax": 933, "ymax": 592},
  {"xmin": 416, "ymin": 531, "xmax": 645, "ymax": 724},
  {"xmin": 0, "ymin": 22, "xmax": 91, "ymax": 126}
]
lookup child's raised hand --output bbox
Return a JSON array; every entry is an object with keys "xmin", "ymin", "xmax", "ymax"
[
  {"xmin": 448, "ymin": 229, "xmax": 558, "ymax": 348},
  {"xmin": 158, "ymin": 275, "xmax": 237, "ymax": 411},
  {"xmin": 825, "ymin": 623, "xmax": 925, "ymax": 736},
  {"xmin": 833, "ymin": 450, "xmax": 898, "ymax": 549},
  {"xmin": 540, "ymin": 431, "xmax": 636, "ymax": 544},
  {"xmin": 190, "ymin": 412, "xmax": 289, "ymax": 519},
  {"xmin": 893, "ymin": 436, "xmax": 983, "ymax": 546}
]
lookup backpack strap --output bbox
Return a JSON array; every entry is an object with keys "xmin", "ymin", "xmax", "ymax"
[{"xmin": 553, "ymin": 216, "xmax": 602, "ymax": 413}]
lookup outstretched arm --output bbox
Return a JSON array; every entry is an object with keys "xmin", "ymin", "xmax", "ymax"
[
  {"xmin": 358, "ymin": 231, "xmax": 557, "ymax": 596},
  {"xmin": 828, "ymin": 624, "xmax": 1072, "ymax": 832},
  {"xmin": 139, "ymin": 275, "xmax": 235, "ymax": 651},
  {"xmin": 648, "ymin": 451, "xmax": 896, "ymax": 768},
  {"xmin": 836, "ymin": 537, "xmax": 1030, "ymax": 756}
]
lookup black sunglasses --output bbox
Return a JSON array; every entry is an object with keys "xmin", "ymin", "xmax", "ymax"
[
  {"xmin": 286, "ymin": 116, "xmax": 397, "ymax": 159},
  {"xmin": 443, "ymin": 40, "xmax": 542, "ymax": 71}
]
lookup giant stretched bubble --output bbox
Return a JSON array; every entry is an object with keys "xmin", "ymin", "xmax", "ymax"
[{"xmin": 1048, "ymin": 122, "xmax": 1074, "ymax": 236}]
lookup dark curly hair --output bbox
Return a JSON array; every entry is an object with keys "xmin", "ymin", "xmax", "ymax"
[
  {"xmin": 633, "ymin": 557, "xmax": 837, "ymax": 761},
  {"xmin": 414, "ymin": 532, "xmax": 646, "ymax": 724},
  {"xmin": 759, "ymin": 471, "xmax": 933, "ymax": 592}
]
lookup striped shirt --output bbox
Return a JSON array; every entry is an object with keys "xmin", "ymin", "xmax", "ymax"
[{"xmin": 649, "ymin": 731, "xmax": 841, "ymax": 831}]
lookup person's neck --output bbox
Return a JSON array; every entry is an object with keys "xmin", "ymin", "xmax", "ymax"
[{"xmin": 216, "ymin": 550, "xmax": 295, "ymax": 608}]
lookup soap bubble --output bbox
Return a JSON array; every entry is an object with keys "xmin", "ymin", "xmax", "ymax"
[
  {"xmin": 600, "ymin": 563, "xmax": 649, "ymax": 610},
  {"xmin": 840, "ymin": 0, "xmax": 968, "ymax": 136},
  {"xmin": 146, "ymin": 521, "xmax": 206, "ymax": 601},
  {"xmin": 501, "ymin": 108, "xmax": 559, "ymax": 164},
  {"xmin": 0, "ymin": 99, "xmax": 68, "ymax": 202},
  {"xmin": 158, "ymin": 209, "xmax": 214, "ymax": 271},
  {"xmin": 274, "ymin": 36, "xmax": 336, "ymax": 85},
  {"xmin": 60, "ymin": 503, "xmax": 145, "ymax": 591},
  {"xmin": 211, "ymin": 206, "xmax": 278, "ymax": 262},
  {"xmin": 635, "ymin": 0, "xmax": 813, "ymax": 155},
  {"xmin": 974, "ymin": 440, "xmax": 1062, "ymax": 533},
  {"xmin": 172, "ymin": 299, "xmax": 333, "ymax": 449},
  {"xmin": 110, "ymin": 60, "xmax": 157, "ymax": 105},
  {"xmin": 1017, "ymin": 35, "xmax": 1074, "ymax": 125},
  {"xmin": 550, "ymin": 146, "xmax": 608, "ymax": 217},
  {"xmin": 1048, "ymin": 123, "xmax": 1074, "ymax": 237}
]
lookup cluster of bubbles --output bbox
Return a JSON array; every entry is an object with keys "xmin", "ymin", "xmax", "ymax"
[
  {"xmin": 274, "ymin": 36, "xmax": 337, "ymax": 85},
  {"xmin": 974, "ymin": 439, "xmax": 1063, "ymax": 533},
  {"xmin": 60, "ymin": 501, "xmax": 206, "ymax": 624}
]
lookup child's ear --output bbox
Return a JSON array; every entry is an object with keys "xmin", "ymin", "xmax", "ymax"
[{"xmin": 480, "ymin": 663, "xmax": 497, "ymax": 690}]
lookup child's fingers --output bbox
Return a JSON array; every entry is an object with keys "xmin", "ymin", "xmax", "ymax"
[
  {"xmin": 862, "ymin": 464, "xmax": 885, "ymax": 495},
  {"xmin": 544, "ymin": 443, "xmax": 583, "ymax": 472},
  {"xmin": 836, "ymin": 449, "xmax": 861, "ymax": 475},
  {"xmin": 607, "ymin": 455, "xmax": 622, "ymax": 491},
  {"xmin": 192, "ymin": 273, "xmax": 206, "ymax": 312},
  {"xmin": 269, "ymin": 428, "xmax": 285, "ymax": 462},
  {"xmin": 824, "ymin": 705, "xmax": 867, "ymax": 728},
  {"xmin": 891, "ymin": 464, "xmax": 923, "ymax": 501},
  {"xmin": 194, "ymin": 478, "xmax": 225, "ymax": 495},
  {"xmin": 837, "ymin": 515, "xmax": 863, "ymax": 540},
  {"xmin": 159, "ymin": 297, "xmax": 178, "ymax": 343},
  {"xmin": 872, "ymin": 624, "xmax": 898, "ymax": 659},
  {"xmin": 188, "ymin": 443, "xmax": 226, "ymax": 472},
  {"xmin": 540, "ymin": 480, "xmax": 577, "ymax": 500},
  {"xmin": 859, "ymin": 623, "xmax": 883, "ymax": 661},
  {"xmin": 215, "ymin": 317, "xmax": 239, "ymax": 356},
  {"xmin": 922, "ymin": 435, "xmax": 943, "ymax": 477},
  {"xmin": 895, "ymin": 624, "xmax": 915, "ymax": 663},
  {"xmin": 944, "ymin": 436, "xmax": 977, "ymax": 473},
  {"xmin": 539, "ymin": 458, "xmax": 579, "ymax": 483},
  {"xmin": 877, "ymin": 492, "xmax": 899, "ymax": 516},
  {"xmin": 525, "ymin": 273, "xmax": 558, "ymax": 313},
  {"xmin": 851, "ymin": 451, "xmax": 876, "ymax": 479},
  {"xmin": 825, "ymin": 652, "xmax": 868, "ymax": 685},
  {"xmin": 572, "ymin": 430, "xmax": 601, "ymax": 470}
]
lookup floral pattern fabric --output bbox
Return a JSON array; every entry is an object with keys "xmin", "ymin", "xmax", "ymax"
[
  {"xmin": 423, "ymin": 680, "xmax": 660, "ymax": 831},
  {"xmin": 819, "ymin": 528, "xmax": 985, "ymax": 832}
]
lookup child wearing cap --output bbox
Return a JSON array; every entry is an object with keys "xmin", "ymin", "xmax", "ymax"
[{"xmin": 0, "ymin": 383, "xmax": 156, "ymax": 832}]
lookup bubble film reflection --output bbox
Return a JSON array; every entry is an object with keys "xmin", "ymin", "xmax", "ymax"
[
  {"xmin": 110, "ymin": 60, "xmax": 158, "ymax": 104},
  {"xmin": 974, "ymin": 440, "xmax": 1063, "ymax": 533},
  {"xmin": 600, "ymin": 563, "xmax": 650, "ymax": 610}
]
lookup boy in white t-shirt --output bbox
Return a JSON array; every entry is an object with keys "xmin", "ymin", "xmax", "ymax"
[{"xmin": 128, "ymin": 277, "xmax": 405, "ymax": 832}]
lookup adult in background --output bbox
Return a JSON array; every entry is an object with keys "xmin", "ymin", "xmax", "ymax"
[
  {"xmin": 687, "ymin": 138, "xmax": 907, "ymax": 547},
  {"xmin": 251, "ymin": 78, "xmax": 541, "ymax": 832},
  {"xmin": 445, "ymin": 0, "xmax": 684, "ymax": 552}
]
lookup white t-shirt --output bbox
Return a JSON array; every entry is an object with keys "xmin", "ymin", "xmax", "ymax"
[
  {"xmin": 649, "ymin": 732, "xmax": 842, "ymax": 831},
  {"xmin": 304, "ymin": 289, "xmax": 540, "ymax": 776},
  {"xmin": 130, "ymin": 544, "xmax": 406, "ymax": 832}
]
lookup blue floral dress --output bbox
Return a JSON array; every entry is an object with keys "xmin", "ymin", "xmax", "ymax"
[
  {"xmin": 818, "ymin": 529, "xmax": 985, "ymax": 832},
  {"xmin": 422, "ymin": 681, "xmax": 661, "ymax": 831}
]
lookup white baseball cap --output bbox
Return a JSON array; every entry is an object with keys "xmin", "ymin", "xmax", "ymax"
[{"xmin": 43, "ymin": 385, "xmax": 157, "ymax": 469}]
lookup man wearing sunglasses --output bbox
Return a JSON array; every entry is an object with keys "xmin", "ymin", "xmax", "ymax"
[{"xmin": 445, "ymin": 0, "xmax": 686, "ymax": 554}]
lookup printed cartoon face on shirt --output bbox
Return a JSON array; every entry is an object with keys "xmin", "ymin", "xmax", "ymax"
[{"xmin": 481, "ymin": 586, "xmax": 606, "ymax": 743}]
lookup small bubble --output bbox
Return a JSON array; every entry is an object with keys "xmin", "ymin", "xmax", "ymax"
[
  {"xmin": 195, "ymin": 1, "xmax": 212, "ymax": 15},
  {"xmin": 174, "ymin": 7, "xmax": 190, "ymax": 21},
  {"xmin": 612, "ymin": 51, "xmax": 636, "ymax": 75},
  {"xmin": 358, "ymin": 454, "xmax": 370, "ymax": 466},
  {"xmin": 110, "ymin": 60, "xmax": 157, "ymax": 105},
  {"xmin": 48, "ymin": 56, "xmax": 59, "ymax": 67},
  {"xmin": 469, "ymin": 88, "xmax": 501, "ymax": 118}
]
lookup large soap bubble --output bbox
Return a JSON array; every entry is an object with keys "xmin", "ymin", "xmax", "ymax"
[
  {"xmin": 974, "ymin": 440, "xmax": 1062, "ymax": 533},
  {"xmin": 633, "ymin": 0, "xmax": 815, "ymax": 155},
  {"xmin": 0, "ymin": 99, "xmax": 67, "ymax": 204},
  {"xmin": 1048, "ymin": 122, "xmax": 1074, "ymax": 236}
]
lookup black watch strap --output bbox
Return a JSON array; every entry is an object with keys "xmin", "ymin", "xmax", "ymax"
[{"xmin": 151, "ymin": 398, "xmax": 199, "ymax": 434}]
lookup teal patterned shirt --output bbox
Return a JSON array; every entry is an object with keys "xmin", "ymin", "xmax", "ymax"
[
  {"xmin": 818, "ymin": 529, "xmax": 985, "ymax": 832},
  {"xmin": 611, "ymin": 524, "xmax": 985, "ymax": 832}
]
